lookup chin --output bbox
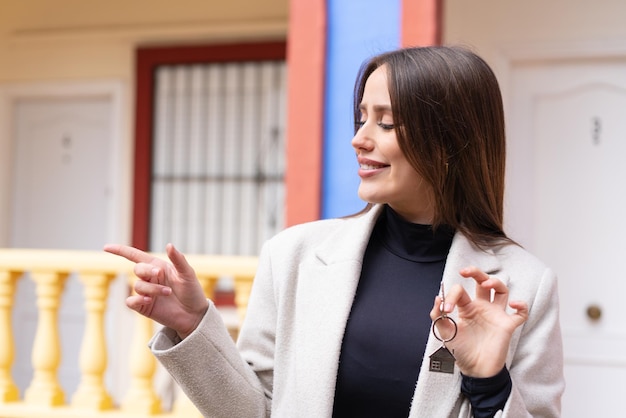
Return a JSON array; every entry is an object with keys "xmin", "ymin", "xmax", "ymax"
[{"xmin": 357, "ymin": 190, "xmax": 385, "ymax": 205}]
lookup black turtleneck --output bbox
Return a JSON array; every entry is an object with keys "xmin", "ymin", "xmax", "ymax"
[
  {"xmin": 332, "ymin": 205, "xmax": 511, "ymax": 418},
  {"xmin": 332, "ymin": 205, "xmax": 454, "ymax": 417}
]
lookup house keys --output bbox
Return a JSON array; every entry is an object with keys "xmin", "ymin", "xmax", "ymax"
[{"xmin": 429, "ymin": 281, "xmax": 457, "ymax": 374}]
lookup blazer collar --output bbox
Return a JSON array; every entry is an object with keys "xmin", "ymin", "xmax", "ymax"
[{"xmin": 314, "ymin": 204, "xmax": 383, "ymax": 265}]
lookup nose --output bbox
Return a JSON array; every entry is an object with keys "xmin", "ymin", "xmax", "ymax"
[{"xmin": 351, "ymin": 125, "xmax": 373, "ymax": 151}]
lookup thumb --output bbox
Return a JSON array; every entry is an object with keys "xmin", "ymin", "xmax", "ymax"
[
  {"xmin": 166, "ymin": 243, "xmax": 196, "ymax": 278},
  {"xmin": 509, "ymin": 300, "xmax": 529, "ymax": 328}
]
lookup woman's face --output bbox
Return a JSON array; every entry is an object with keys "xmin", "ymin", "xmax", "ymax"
[{"xmin": 352, "ymin": 65, "xmax": 434, "ymax": 224}]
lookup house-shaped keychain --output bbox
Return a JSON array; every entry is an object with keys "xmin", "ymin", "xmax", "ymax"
[{"xmin": 429, "ymin": 345, "xmax": 455, "ymax": 374}]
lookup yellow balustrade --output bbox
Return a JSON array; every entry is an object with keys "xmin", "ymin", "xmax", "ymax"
[
  {"xmin": 0, "ymin": 248, "xmax": 257, "ymax": 418},
  {"xmin": 234, "ymin": 276, "xmax": 253, "ymax": 322},
  {"xmin": 0, "ymin": 271, "xmax": 20, "ymax": 403},
  {"xmin": 72, "ymin": 273, "xmax": 116, "ymax": 410},
  {"xmin": 24, "ymin": 271, "xmax": 68, "ymax": 406},
  {"xmin": 121, "ymin": 313, "xmax": 162, "ymax": 415},
  {"xmin": 168, "ymin": 274, "xmax": 213, "ymax": 418},
  {"xmin": 171, "ymin": 391, "xmax": 203, "ymax": 418}
]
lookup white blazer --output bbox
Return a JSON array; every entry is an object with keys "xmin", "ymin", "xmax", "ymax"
[{"xmin": 151, "ymin": 204, "xmax": 565, "ymax": 417}]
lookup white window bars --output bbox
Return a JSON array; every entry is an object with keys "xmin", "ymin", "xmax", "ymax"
[{"xmin": 150, "ymin": 61, "xmax": 287, "ymax": 255}]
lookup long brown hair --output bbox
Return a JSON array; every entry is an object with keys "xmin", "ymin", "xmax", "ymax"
[{"xmin": 354, "ymin": 46, "xmax": 511, "ymax": 248}]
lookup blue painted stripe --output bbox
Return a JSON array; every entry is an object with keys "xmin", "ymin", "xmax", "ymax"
[{"xmin": 322, "ymin": 0, "xmax": 401, "ymax": 218}]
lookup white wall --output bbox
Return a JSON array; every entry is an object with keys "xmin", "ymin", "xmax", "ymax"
[{"xmin": 444, "ymin": 0, "xmax": 626, "ymax": 64}]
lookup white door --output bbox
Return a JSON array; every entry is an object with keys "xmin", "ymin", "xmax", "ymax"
[
  {"xmin": 11, "ymin": 97, "xmax": 111, "ymax": 249},
  {"xmin": 507, "ymin": 57, "xmax": 626, "ymax": 417},
  {"xmin": 10, "ymin": 96, "xmax": 112, "ymax": 398}
]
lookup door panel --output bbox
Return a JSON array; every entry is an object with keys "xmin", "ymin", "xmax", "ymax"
[
  {"xmin": 12, "ymin": 97, "xmax": 111, "ymax": 249},
  {"xmin": 508, "ymin": 58, "xmax": 626, "ymax": 416}
]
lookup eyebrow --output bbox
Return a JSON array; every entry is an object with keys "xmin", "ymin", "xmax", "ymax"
[{"xmin": 358, "ymin": 103, "xmax": 393, "ymax": 113}]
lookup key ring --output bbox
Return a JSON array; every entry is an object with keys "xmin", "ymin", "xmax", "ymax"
[
  {"xmin": 431, "ymin": 281, "xmax": 458, "ymax": 344},
  {"xmin": 431, "ymin": 316, "xmax": 458, "ymax": 343}
]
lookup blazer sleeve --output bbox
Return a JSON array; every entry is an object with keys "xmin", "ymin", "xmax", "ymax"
[
  {"xmin": 499, "ymin": 267, "xmax": 565, "ymax": 417},
  {"xmin": 148, "ymin": 241, "xmax": 278, "ymax": 418}
]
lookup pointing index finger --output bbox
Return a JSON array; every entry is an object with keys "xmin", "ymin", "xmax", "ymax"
[{"xmin": 104, "ymin": 244, "xmax": 154, "ymax": 264}]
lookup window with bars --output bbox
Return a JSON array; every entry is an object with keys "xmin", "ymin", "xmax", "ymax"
[{"xmin": 149, "ymin": 60, "xmax": 286, "ymax": 256}]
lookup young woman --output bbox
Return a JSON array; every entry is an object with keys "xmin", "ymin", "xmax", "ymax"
[{"xmin": 105, "ymin": 46, "xmax": 564, "ymax": 417}]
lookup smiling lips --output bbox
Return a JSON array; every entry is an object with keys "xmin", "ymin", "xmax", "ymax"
[
  {"xmin": 360, "ymin": 163, "xmax": 384, "ymax": 170},
  {"xmin": 357, "ymin": 157, "xmax": 389, "ymax": 177}
]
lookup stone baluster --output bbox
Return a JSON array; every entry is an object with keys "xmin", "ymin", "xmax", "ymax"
[
  {"xmin": 24, "ymin": 271, "xmax": 68, "ymax": 406},
  {"xmin": 170, "ymin": 274, "xmax": 214, "ymax": 417},
  {"xmin": 71, "ymin": 273, "xmax": 115, "ymax": 410},
  {"xmin": 121, "ymin": 275, "xmax": 161, "ymax": 415},
  {"xmin": 0, "ymin": 271, "xmax": 20, "ymax": 402},
  {"xmin": 193, "ymin": 274, "xmax": 215, "ymax": 300},
  {"xmin": 172, "ymin": 389, "xmax": 203, "ymax": 418},
  {"xmin": 233, "ymin": 276, "xmax": 253, "ymax": 324}
]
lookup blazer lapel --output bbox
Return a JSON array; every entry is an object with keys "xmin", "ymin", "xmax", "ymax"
[
  {"xmin": 291, "ymin": 206, "xmax": 383, "ymax": 414},
  {"xmin": 409, "ymin": 233, "xmax": 507, "ymax": 417},
  {"xmin": 288, "ymin": 206, "xmax": 509, "ymax": 416}
]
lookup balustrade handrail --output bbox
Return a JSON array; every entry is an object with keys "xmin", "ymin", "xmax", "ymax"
[
  {"xmin": 0, "ymin": 247, "xmax": 258, "ymax": 417},
  {"xmin": 0, "ymin": 247, "xmax": 258, "ymax": 275}
]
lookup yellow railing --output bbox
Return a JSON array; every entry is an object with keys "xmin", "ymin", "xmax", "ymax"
[{"xmin": 0, "ymin": 248, "xmax": 258, "ymax": 418}]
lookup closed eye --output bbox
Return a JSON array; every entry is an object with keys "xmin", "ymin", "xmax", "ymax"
[{"xmin": 355, "ymin": 120, "xmax": 395, "ymax": 131}]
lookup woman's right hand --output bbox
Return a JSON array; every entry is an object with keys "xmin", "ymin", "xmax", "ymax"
[{"xmin": 104, "ymin": 243, "xmax": 209, "ymax": 339}]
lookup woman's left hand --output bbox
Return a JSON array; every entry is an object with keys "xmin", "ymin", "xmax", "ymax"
[{"xmin": 430, "ymin": 266, "xmax": 528, "ymax": 378}]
